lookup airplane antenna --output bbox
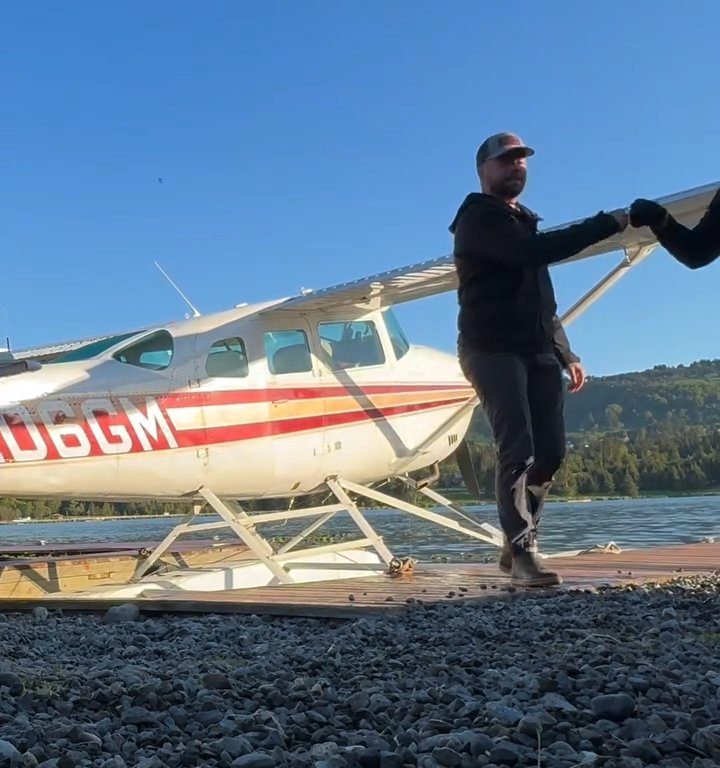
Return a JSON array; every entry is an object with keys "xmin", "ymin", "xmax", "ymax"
[{"xmin": 154, "ymin": 262, "xmax": 202, "ymax": 318}]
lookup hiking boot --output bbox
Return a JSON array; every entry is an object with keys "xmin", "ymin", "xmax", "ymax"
[
  {"xmin": 499, "ymin": 529, "xmax": 537, "ymax": 574},
  {"xmin": 510, "ymin": 548, "xmax": 562, "ymax": 588}
]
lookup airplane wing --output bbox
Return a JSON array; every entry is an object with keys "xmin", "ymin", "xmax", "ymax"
[
  {"xmin": 267, "ymin": 180, "xmax": 718, "ymax": 314},
  {"xmin": 9, "ymin": 180, "xmax": 717, "ymax": 356}
]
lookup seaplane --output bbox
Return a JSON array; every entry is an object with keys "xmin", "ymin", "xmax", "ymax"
[{"xmin": 0, "ymin": 181, "xmax": 716, "ymax": 597}]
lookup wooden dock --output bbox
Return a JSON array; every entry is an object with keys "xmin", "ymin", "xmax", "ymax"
[
  {"xmin": 0, "ymin": 541, "xmax": 251, "ymax": 598},
  {"xmin": 0, "ymin": 540, "xmax": 716, "ymax": 618}
]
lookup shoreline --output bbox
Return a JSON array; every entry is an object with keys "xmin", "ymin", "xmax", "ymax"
[{"xmin": 1, "ymin": 490, "xmax": 719, "ymax": 524}]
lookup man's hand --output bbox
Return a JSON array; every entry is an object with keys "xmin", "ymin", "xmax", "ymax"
[
  {"xmin": 629, "ymin": 198, "xmax": 668, "ymax": 229},
  {"xmin": 567, "ymin": 362, "xmax": 586, "ymax": 393},
  {"xmin": 608, "ymin": 208, "xmax": 629, "ymax": 232}
]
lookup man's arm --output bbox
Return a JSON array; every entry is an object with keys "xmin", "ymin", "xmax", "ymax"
[
  {"xmin": 453, "ymin": 204, "xmax": 622, "ymax": 272},
  {"xmin": 552, "ymin": 315, "xmax": 579, "ymax": 369},
  {"xmin": 552, "ymin": 315, "xmax": 586, "ymax": 392},
  {"xmin": 630, "ymin": 190, "xmax": 720, "ymax": 269}
]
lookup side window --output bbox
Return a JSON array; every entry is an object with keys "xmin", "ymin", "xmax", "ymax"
[
  {"xmin": 205, "ymin": 338, "xmax": 248, "ymax": 378},
  {"xmin": 264, "ymin": 330, "xmax": 312, "ymax": 375},
  {"xmin": 384, "ymin": 309, "xmax": 410, "ymax": 361},
  {"xmin": 113, "ymin": 330, "xmax": 174, "ymax": 371},
  {"xmin": 318, "ymin": 321, "xmax": 385, "ymax": 370}
]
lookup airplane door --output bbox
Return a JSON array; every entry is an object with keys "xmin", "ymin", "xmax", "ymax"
[
  {"xmin": 261, "ymin": 318, "xmax": 326, "ymax": 496},
  {"xmin": 193, "ymin": 329, "xmax": 273, "ymax": 498}
]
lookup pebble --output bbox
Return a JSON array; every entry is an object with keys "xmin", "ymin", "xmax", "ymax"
[
  {"xmin": 0, "ymin": 573, "xmax": 713, "ymax": 766},
  {"xmin": 591, "ymin": 693, "xmax": 636, "ymax": 722}
]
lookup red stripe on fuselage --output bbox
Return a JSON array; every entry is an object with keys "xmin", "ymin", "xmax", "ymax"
[
  {"xmin": 161, "ymin": 383, "xmax": 470, "ymax": 409},
  {"xmin": 173, "ymin": 395, "xmax": 471, "ymax": 448}
]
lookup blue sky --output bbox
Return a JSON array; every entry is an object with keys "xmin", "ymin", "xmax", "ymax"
[{"xmin": 1, "ymin": 1, "xmax": 717, "ymax": 375}]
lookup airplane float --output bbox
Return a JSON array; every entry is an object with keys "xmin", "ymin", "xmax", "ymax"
[{"xmin": 0, "ymin": 181, "xmax": 716, "ymax": 596}]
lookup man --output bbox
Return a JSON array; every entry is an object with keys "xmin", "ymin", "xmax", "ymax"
[
  {"xmin": 630, "ymin": 189, "xmax": 720, "ymax": 268},
  {"xmin": 449, "ymin": 132, "xmax": 628, "ymax": 587}
]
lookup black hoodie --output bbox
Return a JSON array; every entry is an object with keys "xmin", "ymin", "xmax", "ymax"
[
  {"xmin": 449, "ymin": 193, "xmax": 619, "ymax": 360},
  {"xmin": 650, "ymin": 187, "xmax": 720, "ymax": 269}
]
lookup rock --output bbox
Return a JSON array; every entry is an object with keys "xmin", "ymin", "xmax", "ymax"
[
  {"xmin": 369, "ymin": 693, "xmax": 392, "ymax": 713},
  {"xmin": 196, "ymin": 709, "xmax": 224, "ymax": 727},
  {"xmin": 487, "ymin": 704, "xmax": 524, "ymax": 725},
  {"xmin": 591, "ymin": 694, "xmax": 635, "ymax": 722},
  {"xmin": 379, "ymin": 752, "xmax": 404, "ymax": 768},
  {"xmin": 103, "ymin": 604, "xmax": 141, "ymax": 624},
  {"xmin": 628, "ymin": 738, "xmax": 663, "ymax": 763},
  {"xmin": 121, "ymin": 707, "xmax": 158, "ymax": 726},
  {"xmin": 547, "ymin": 741, "xmax": 578, "ymax": 758},
  {"xmin": 0, "ymin": 673, "xmax": 22, "ymax": 691},
  {"xmin": 692, "ymin": 725, "xmax": 720, "ymax": 757},
  {"xmin": 218, "ymin": 737, "xmax": 252, "ymax": 759},
  {"xmin": 432, "ymin": 747, "xmax": 463, "ymax": 767},
  {"xmin": 469, "ymin": 733, "xmax": 495, "ymax": 757},
  {"xmin": 231, "ymin": 754, "xmax": 275, "ymax": 768},
  {"xmin": 202, "ymin": 673, "xmax": 231, "ymax": 690},
  {"xmin": 627, "ymin": 676, "xmax": 651, "ymax": 692},
  {"xmin": 32, "ymin": 607, "xmax": 49, "ymax": 622},
  {"xmin": 347, "ymin": 692, "xmax": 370, "ymax": 713},
  {"xmin": 646, "ymin": 714, "xmax": 669, "ymax": 734},
  {"xmin": 575, "ymin": 752, "xmax": 600, "ymax": 766},
  {"xmin": 618, "ymin": 758, "xmax": 644, "ymax": 768},
  {"xmin": 311, "ymin": 743, "xmax": 340, "ymax": 760},
  {"xmin": 489, "ymin": 743, "xmax": 523, "ymax": 765},
  {"xmin": 357, "ymin": 748, "xmax": 382, "ymax": 768},
  {"xmin": 542, "ymin": 693, "xmax": 578, "ymax": 712},
  {"xmin": 0, "ymin": 740, "xmax": 22, "ymax": 768}
]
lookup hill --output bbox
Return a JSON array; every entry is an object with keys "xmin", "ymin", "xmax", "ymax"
[
  {"xmin": 469, "ymin": 358, "xmax": 720, "ymax": 441},
  {"xmin": 458, "ymin": 359, "xmax": 720, "ymax": 498}
]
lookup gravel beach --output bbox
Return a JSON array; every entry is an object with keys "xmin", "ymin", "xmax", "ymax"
[{"xmin": 0, "ymin": 575, "xmax": 718, "ymax": 768}]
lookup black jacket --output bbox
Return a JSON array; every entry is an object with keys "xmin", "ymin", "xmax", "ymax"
[
  {"xmin": 652, "ymin": 187, "xmax": 720, "ymax": 269},
  {"xmin": 449, "ymin": 193, "xmax": 619, "ymax": 366}
]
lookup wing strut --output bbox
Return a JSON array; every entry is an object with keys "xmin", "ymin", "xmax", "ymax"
[{"xmin": 560, "ymin": 244, "xmax": 657, "ymax": 327}]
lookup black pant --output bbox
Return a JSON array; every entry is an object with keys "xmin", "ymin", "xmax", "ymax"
[{"xmin": 459, "ymin": 346, "xmax": 566, "ymax": 547}]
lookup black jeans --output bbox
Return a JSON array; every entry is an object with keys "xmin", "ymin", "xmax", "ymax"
[{"xmin": 459, "ymin": 346, "xmax": 566, "ymax": 547}]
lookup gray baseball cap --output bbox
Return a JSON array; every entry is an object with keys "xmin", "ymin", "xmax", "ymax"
[{"xmin": 476, "ymin": 132, "xmax": 535, "ymax": 167}]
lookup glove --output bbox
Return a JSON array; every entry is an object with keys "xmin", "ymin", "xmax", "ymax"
[{"xmin": 629, "ymin": 198, "xmax": 668, "ymax": 228}]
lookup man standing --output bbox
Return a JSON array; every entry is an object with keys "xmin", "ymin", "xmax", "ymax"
[
  {"xmin": 630, "ymin": 189, "xmax": 719, "ymax": 268},
  {"xmin": 450, "ymin": 132, "xmax": 627, "ymax": 587}
]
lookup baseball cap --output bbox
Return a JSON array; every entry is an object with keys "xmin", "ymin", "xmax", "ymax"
[{"xmin": 476, "ymin": 132, "xmax": 535, "ymax": 167}]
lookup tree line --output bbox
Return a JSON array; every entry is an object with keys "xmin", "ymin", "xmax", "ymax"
[{"xmin": 441, "ymin": 425, "xmax": 720, "ymax": 499}]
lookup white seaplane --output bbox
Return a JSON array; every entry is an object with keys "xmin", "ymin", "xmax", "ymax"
[{"xmin": 0, "ymin": 181, "xmax": 716, "ymax": 597}]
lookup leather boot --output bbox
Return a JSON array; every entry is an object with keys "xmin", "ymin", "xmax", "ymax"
[{"xmin": 510, "ymin": 542, "xmax": 562, "ymax": 587}]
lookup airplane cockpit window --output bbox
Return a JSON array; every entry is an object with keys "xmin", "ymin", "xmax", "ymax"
[
  {"xmin": 318, "ymin": 321, "xmax": 385, "ymax": 370},
  {"xmin": 52, "ymin": 332, "xmax": 141, "ymax": 363},
  {"xmin": 206, "ymin": 337, "xmax": 249, "ymax": 378},
  {"xmin": 383, "ymin": 309, "xmax": 410, "ymax": 361},
  {"xmin": 113, "ymin": 330, "xmax": 174, "ymax": 371},
  {"xmin": 264, "ymin": 330, "xmax": 312, "ymax": 375}
]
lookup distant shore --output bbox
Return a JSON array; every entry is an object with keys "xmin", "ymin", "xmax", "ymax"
[
  {"xmin": 0, "ymin": 513, "xmax": 187, "ymax": 525},
  {"xmin": 1, "ymin": 489, "xmax": 718, "ymax": 525}
]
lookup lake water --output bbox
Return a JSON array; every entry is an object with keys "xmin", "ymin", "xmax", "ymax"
[{"xmin": 1, "ymin": 495, "xmax": 717, "ymax": 561}]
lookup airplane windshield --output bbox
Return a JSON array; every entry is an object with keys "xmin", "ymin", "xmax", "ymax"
[
  {"xmin": 52, "ymin": 332, "xmax": 141, "ymax": 363},
  {"xmin": 383, "ymin": 309, "xmax": 410, "ymax": 360},
  {"xmin": 113, "ymin": 330, "xmax": 174, "ymax": 371}
]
